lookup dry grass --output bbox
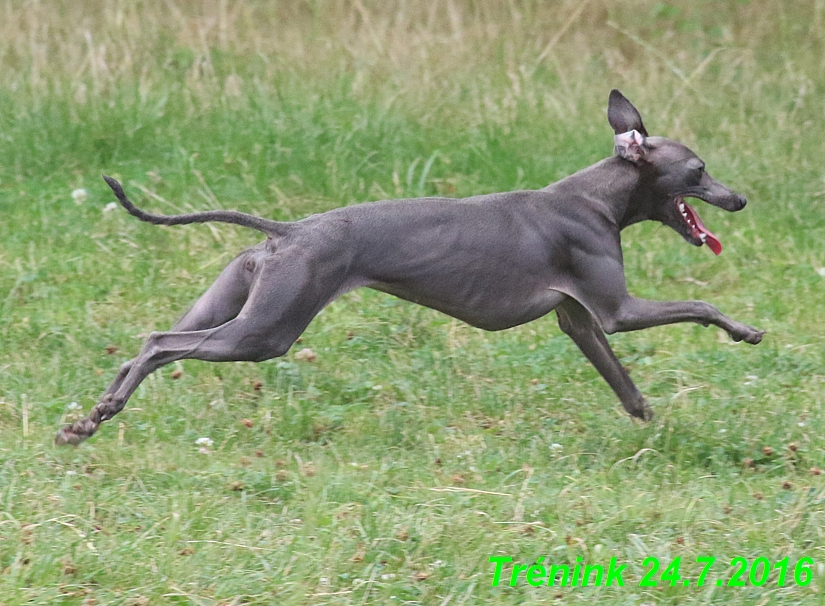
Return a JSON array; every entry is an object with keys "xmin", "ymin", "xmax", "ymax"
[
  {"xmin": 1, "ymin": 0, "xmax": 825, "ymax": 604},
  {"xmin": 2, "ymin": 0, "xmax": 821, "ymax": 122}
]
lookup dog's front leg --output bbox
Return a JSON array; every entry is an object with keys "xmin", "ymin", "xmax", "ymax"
[
  {"xmin": 556, "ymin": 297, "xmax": 652, "ymax": 421},
  {"xmin": 604, "ymin": 298, "xmax": 764, "ymax": 344}
]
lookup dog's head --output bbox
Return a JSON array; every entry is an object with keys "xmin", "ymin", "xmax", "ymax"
[{"xmin": 607, "ymin": 89, "xmax": 746, "ymax": 255}]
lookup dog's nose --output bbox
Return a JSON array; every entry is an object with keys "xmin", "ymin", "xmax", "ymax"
[{"xmin": 736, "ymin": 195, "xmax": 747, "ymax": 210}]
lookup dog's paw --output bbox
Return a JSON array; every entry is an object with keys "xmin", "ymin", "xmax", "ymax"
[
  {"xmin": 54, "ymin": 426, "xmax": 86, "ymax": 446},
  {"xmin": 730, "ymin": 325, "xmax": 765, "ymax": 345},
  {"xmin": 625, "ymin": 399, "xmax": 653, "ymax": 422},
  {"xmin": 744, "ymin": 328, "xmax": 765, "ymax": 345},
  {"xmin": 54, "ymin": 419, "xmax": 98, "ymax": 446}
]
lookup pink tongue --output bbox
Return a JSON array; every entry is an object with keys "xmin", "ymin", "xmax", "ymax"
[
  {"xmin": 703, "ymin": 233, "xmax": 722, "ymax": 256},
  {"xmin": 683, "ymin": 201, "xmax": 722, "ymax": 255}
]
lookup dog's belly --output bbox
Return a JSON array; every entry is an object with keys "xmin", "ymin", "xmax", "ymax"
[{"xmin": 369, "ymin": 279, "xmax": 566, "ymax": 331}]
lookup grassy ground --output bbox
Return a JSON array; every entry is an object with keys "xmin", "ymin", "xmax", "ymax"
[{"xmin": 1, "ymin": 0, "xmax": 825, "ymax": 603}]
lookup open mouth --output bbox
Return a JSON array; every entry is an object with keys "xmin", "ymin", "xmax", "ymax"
[{"xmin": 676, "ymin": 197, "xmax": 722, "ymax": 255}]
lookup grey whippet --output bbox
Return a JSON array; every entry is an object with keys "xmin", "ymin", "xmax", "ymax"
[{"xmin": 56, "ymin": 90, "xmax": 764, "ymax": 445}]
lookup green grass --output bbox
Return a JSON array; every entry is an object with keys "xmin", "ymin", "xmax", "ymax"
[{"xmin": 1, "ymin": 0, "xmax": 825, "ymax": 603}]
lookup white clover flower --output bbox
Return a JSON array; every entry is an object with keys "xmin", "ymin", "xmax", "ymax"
[
  {"xmin": 550, "ymin": 443, "xmax": 563, "ymax": 452},
  {"xmin": 195, "ymin": 437, "xmax": 213, "ymax": 447},
  {"xmin": 103, "ymin": 202, "xmax": 118, "ymax": 212},
  {"xmin": 67, "ymin": 401, "xmax": 81, "ymax": 411},
  {"xmin": 71, "ymin": 189, "xmax": 88, "ymax": 204}
]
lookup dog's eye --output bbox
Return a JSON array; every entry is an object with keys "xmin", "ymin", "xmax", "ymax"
[{"xmin": 697, "ymin": 165, "xmax": 705, "ymax": 174}]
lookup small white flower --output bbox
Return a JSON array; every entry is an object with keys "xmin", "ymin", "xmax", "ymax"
[
  {"xmin": 550, "ymin": 443, "xmax": 563, "ymax": 451},
  {"xmin": 799, "ymin": 422, "xmax": 806, "ymax": 427},
  {"xmin": 67, "ymin": 401, "xmax": 81, "ymax": 411},
  {"xmin": 195, "ymin": 437, "xmax": 213, "ymax": 447},
  {"xmin": 66, "ymin": 470, "xmax": 77, "ymax": 476},
  {"xmin": 71, "ymin": 189, "xmax": 88, "ymax": 204},
  {"xmin": 103, "ymin": 202, "xmax": 118, "ymax": 212},
  {"xmin": 381, "ymin": 573, "xmax": 396, "ymax": 580},
  {"xmin": 817, "ymin": 267, "xmax": 825, "ymax": 277},
  {"xmin": 719, "ymin": 429, "xmax": 727, "ymax": 433}
]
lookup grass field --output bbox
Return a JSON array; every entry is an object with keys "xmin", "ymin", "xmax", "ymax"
[{"xmin": 1, "ymin": 0, "xmax": 825, "ymax": 603}]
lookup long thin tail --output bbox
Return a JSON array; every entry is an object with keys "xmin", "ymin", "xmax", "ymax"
[{"xmin": 103, "ymin": 175, "xmax": 290, "ymax": 236}]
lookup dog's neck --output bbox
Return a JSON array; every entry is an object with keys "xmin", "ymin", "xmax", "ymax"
[{"xmin": 544, "ymin": 157, "xmax": 651, "ymax": 230}]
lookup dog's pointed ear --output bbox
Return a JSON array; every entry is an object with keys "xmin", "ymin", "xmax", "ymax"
[
  {"xmin": 613, "ymin": 129, "xmax": 648, "ymax": 164},
  {"xmin": 607, "ymin": 89, "xmax": 648, "ymax": 137}
]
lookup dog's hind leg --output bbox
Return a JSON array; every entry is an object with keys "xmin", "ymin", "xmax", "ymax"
[
  {"xmin": 94, "ymin": 250, "xmax": 260, "ymax": 411},
  {"xmin": 55, "ymin": 249, "xmax": 334, "ymax": 445},
  {"xmin": 556, "ymin": 297, "xmax": 652, "ymax": 421},
  {"xmin": 171, "ymin": 250, "xmax": 262, "ymax": 332}
]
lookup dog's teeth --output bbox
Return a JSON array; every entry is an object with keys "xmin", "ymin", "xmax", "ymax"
[
  {"xmin": 700, "ymin": 233, "xmax": 707, "ymax": 243},
  {"xmin": 679, "ymin": 203, "xmax": 685, "ymax": 212}
]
